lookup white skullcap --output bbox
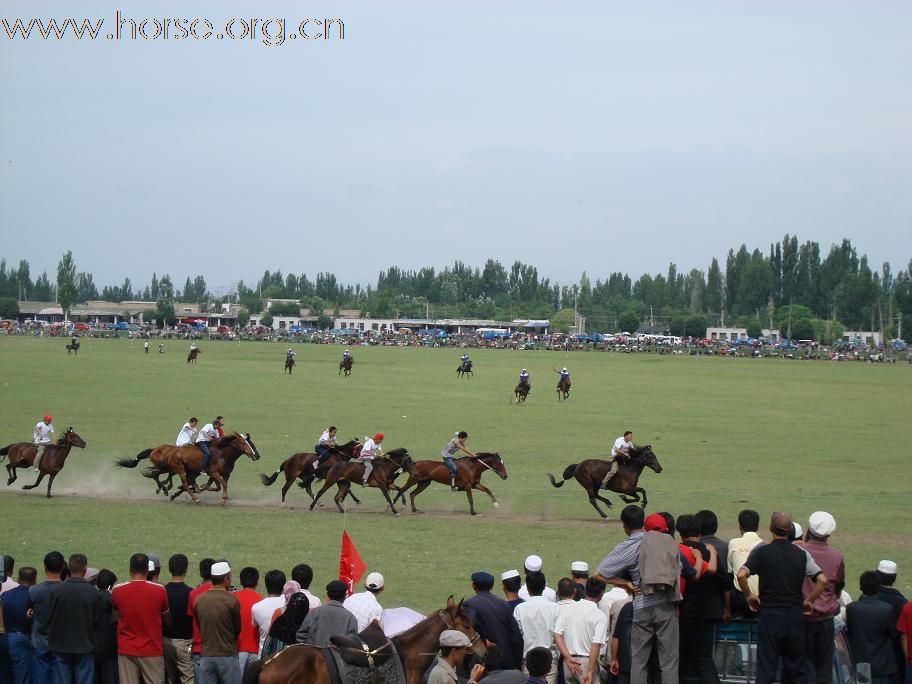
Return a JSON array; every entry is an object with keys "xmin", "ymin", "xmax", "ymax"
[
  {"xmin": 211, "ymin": 561, "xmax": 231, "ymax": 576},
  {"xmin": 501, "ymin": 569, "xmax": 520, "ymax": 581},
  {"xmin": 878, "ymin": 560, "xmax": 897, "ymax": 575},
  {"xmin": 808, "ymin": 511, "xmax": 836, "ymax": 537},
  {"xmin": 524, "ymin": 555, "xmax": 543, "ymax": 572}
]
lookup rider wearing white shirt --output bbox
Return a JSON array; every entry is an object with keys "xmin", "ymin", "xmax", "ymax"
[
  {"xmin": 601, "ymin": 431, "xmax": 634, "ymax": 489},
  {"xmin": 359, "ymin": 433, "xmax": 384, "ymax": 485},
  {"xmin": 33, "ymin": 415, "xmax": 54, "ymax": 471},
  {"xmin": 313, "ymin": 426, "xmax": 338, "ymax": 469},
  {"xmin": 196, "ymin": 419, "xmax": 221, "ymax": 471},
  {"xmin": 176, "ymin": 417, "xmax": 199, "ymax": 447}
]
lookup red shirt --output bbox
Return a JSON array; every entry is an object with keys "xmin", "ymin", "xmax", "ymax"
[
  {"xmin": 111, "ymin": 580, "xmax": 169, "ymax": 657},
  {"xmin": 233, "ymin": 588, "xmax": 262, "ymax": 654},
  {"xmin": 678, "ymin": 543, "xmax": 703, "ymax": 596},
  {"xmin": 188, "ymin": 581, "xmax": 212, "ymax": 654},
  {"xmin": 897, "ymin": 601, "xmax": 912, "ymax": 664}
]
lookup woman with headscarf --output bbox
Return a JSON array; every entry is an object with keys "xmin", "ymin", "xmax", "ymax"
[{"xmin": 261, "ymin": 582, "xmax": 310, "ymax": 657}]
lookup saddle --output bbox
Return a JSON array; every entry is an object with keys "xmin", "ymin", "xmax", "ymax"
[{"xmin": 330, "ymin": 622, "xmax": 394, "ymax": 668}]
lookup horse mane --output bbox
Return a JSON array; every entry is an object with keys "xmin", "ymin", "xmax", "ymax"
[
  {"xmin": 629, "ymin": 445, "xmax": 651, "ymax": 457},
  {"xmin": 217, "ymin": 432, "xmax": 244, "ymax": 446},
  {"xmin": 475, "ymin": 452, "xmax": 499, "ymax": 460},
  {"xmin": 335, "ymin": 439, "xmax": 359, "ymax": 450},
  {"xmin": 386, "ymin": 447, "xmax": 409, "ymax": 458}
]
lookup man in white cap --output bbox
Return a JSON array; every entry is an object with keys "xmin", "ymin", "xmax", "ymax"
[
  {"xmin": 802, "ymin": 511, "xmax": 845, "ymax": 684},
  {"xmin": 193, "ymin": 561, "xmax": 241, "ymax": 684},
  {"xmin": 428, "ymin": 630, "xmax": 485, "ymax": 684},
  {"xmin": 519, "ymin": 556, "xmax": 557, "ymax": 603},
  {"xmin": 570, "ymin": 562, "xmax": 588, "ymax": 601},
  {"xmin": 343, "ymin": 572, "xmax": 385, "ymax": 631},
  {"xmin": 501, "ymin": 569, "xmax": 524, "ymax": 609},
  {"xmin": 513, "ymin": 572, "xmax": 560, "ymax": 684},
  {"xmin": 874, "ymin": 559, "xmax": 907, "ymax": 677}
]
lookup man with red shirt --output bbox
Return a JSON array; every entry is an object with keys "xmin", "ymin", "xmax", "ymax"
[
  {"xmin": 897, "ymin": 600, "xmax": 912, "ymax": 684},
  {"xmin": 111, "ymin": 553, "xmax": 170, "ymax": 684},
  {"xmin": 187, "ymin": 558, "xmax": 215, "ymax": 682},
  {"xmin": 233, "ymin": 567, "xmax": 261, "ymax": 677}
]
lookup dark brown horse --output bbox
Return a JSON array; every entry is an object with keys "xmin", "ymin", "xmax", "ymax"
[
  {"xmin": 187, "ymin": 347, "xmax": 201, "ymax": 364},
  {"xmin": 392, "ymin": 453, "xmax": 508, "ymax": 516},
  {"xmin": 1, "ymin": 428, "xmax": 87, "ymax": 498},
  {"xmin": 514, "ymin": 379, "xmax": 530, "ymax": 403},
  {"xmin": 547, "ymin": 445, "xmax": 663, "ymax": 519},
  {"xmin": 456, "ymin": 359, "xmax": 473, "ymax": 378},
  {"xmin": 556, "ymin": 377, "xmax": 571, "ymax": 400},
  {"xmin": 259, "ymin": 439, "xmax": 362, "ymax": 504},
  {"xmin": 65, "ymin": 340, "xmax": 80, "ymax": 355},
  {"xmin": 308, "ymin": 448, "xmax": 417, "ymax": 516},
  {"xmin": 284, "ymin": 356, "xmax": 295, "ymax": 374},
  {"xmin": 249, "ymin": 596, "xmax": 483, "ymax": 684},
  {"xmin": 339, "ymin": 356, "xmax": 353, "ymax": 376},
  {"xmin": 116, "ymin": 432, "xmax": 258, "ymax": 504}
]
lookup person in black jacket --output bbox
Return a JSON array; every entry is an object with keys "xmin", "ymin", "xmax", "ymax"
[
  {"xmin": 93, "ymin": 569, "xmax": 118, "ymax": 684},
  {"xmin": 846, "ymin": 571, "xmax": 899, "ymax": 684},
  {"xmin": 464, "ymin": 572, "xmax": 524, "ymax": 671},
  {"xmin": 46, "ymin": 553, "xmax": 102, "ymax": 684}
]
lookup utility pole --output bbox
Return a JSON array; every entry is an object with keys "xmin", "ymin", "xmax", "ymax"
[
  {"xmin": 898, "ymin": 313, "xmax": 903, "ymax": 341},
  {"xmin": 649, "ymin": 306, "xmax": 654, "ymax": 327}
]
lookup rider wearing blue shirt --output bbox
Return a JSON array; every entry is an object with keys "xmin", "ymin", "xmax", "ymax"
[
  {"xmin": 519, "ymin": 369, "xmax": 530, "ymax": 385},
  {"xmin": 555, "ymin": 367, "xmax": 570, "ymax": 387}
]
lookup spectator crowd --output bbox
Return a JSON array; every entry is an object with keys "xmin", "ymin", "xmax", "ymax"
[{"xmin": 0, "ymin": 506, "xmax": 910, "ymax": 684}]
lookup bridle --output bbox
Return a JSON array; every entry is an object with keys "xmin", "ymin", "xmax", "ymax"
[{"xmin": 435, "ymin": 610, "xmax": 481, "ymax": 646}]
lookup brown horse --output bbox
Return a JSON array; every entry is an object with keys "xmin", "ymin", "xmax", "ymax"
[
  {"xmin": 259, "ymin": 439, "xmax": 362, "ymax": 504},
  {"xmin": 456, "ymin": 359, "xmax": 473, "ymax": 378},
  {"xmin": 187, "ymin": 347, "xmax": 201, "ymax": 364},
  {"xmin": 514, "ymin": 379, "xmax": 530, "ymax": 403},
  {"xmin": 284, "ymin": 356, "xmax": 295, "ymax": 374},
  {"xmin": 339, "ymin": 356, "xmax": 353, "ymax": 377},
  {"xmin": 308, "ymin": 448, "xmax": 417, "ymax": 516},
  {"xmin": 65, "ymin": 340, "xmax": 80, "ymax": 355},
  {"xmin": 392, "ymin": 453, "xmax": 508, "ymax": 516},
  {"xmin": 250, "ymin": 596, "xmax": 483, "ymax": 684},
  {"xmin": 556, "ymin": 377, "xmax": 571, "ymax": 400},
  {"xmin": 547, "ymin": 445, "xmax": 663, "ymax": 519},
  {"xmin": 1, "ymin": 428, "xmax": 88, "ymax": 498},
  {"xmin": 116, "ymin": 432, "xmax": 258, "ymax": 504}
]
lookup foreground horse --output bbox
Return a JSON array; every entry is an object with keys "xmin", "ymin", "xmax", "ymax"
[
  {"xmin": 1, "ymin": 428, "xmax": 87, "ymax": 498},
  {"xmin": 187, "ymin": 348, "xmax": 201, "ymax": 364},
  {"xmin": 248, "ymin": 596, "xmax": 483, "ymax": 684},
  {"xmin": 339, "ymin": 356, "xmax": 353, "ymax": 377},
  {"xmin": 514, "ymin": 380, "xmax": 530, "ymax": 403},
  {"xmin": 556, "ymin": 377, "xmax": 571, "ymax": 400},
  {"xmin": 116, "ymin": 432, "xmax": 258, "ymax": 504},
  {"xmin": 309, "ymin": 448, "xmax": 417, "ymax": 516},
  {"xmin": 284, "ymin": 356, "xmax": 295, "ymax": 374},
  {"xmin": 548, "ymin": 445, "xmax": 663, "ymax": 519},
  {"xmin": 393, "ymin": 453, "xmax": 508, "ymax": 516},
  {"xmin": 456, "ymin": 360, "xmax": 473, "ymax": 378},
  {"xmin": 260, "ymin": 439, "xmax": 362, "ymax": 504}
]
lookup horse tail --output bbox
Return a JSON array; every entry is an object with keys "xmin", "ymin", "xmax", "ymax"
[
  {"xmin": 0, "ymin": 444, "xmax": 11, "ymax": 458},
  {"xmin": 260, "ymin": 467, "xmax": 281, "ymax": 487},
  {"xmin": 115, "ymin": 448, "xmax": 153, "ymax": 468},
  {"xmin": 547, "ymin": 463, "xmax": 578, "ymax": 486},
  {"xmin": 141, "ymin": 466, "xmax": 162, "ymax": 479}
]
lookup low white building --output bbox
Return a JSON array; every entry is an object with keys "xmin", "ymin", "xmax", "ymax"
[
  {"xmin": 705, "ymin": 327, "xmax": 780, "ymax": 342},
  {"xmin": 841, "ymin": 331, "xmax": 881, "ymax": 346}
]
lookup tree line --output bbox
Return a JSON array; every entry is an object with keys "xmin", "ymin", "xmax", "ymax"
[{"xmin": 1, "ymin": 235, "xmax": 910, "ymax": 342}]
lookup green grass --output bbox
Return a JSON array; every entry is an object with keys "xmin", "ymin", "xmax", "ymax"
[{"xmin": 0, "ymin": 335, "xmax": 909, "ymax": 611}]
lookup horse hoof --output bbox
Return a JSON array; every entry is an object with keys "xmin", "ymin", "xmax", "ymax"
[
  {"xmin": 393, "ymin": 512, "xmax": 400, "ymax": 517},
  {"xmin": 602, "ymin": 516, "xmax": 610, "ymax": 521},
  {"xmin": 493, "ymin": 502, "xmax": 500, "ymax": 509}
]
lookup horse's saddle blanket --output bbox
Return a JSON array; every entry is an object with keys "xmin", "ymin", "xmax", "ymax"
[{"xmin": 325, "ymin": 622, "xmax": 405, "ymax": 684}]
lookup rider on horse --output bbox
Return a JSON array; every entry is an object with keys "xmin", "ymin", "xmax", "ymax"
[
  {"xmin": 32, "ymin": 414, "xmax": 54, "ymax": 471},
  {"xmin": 343, "ymin": 349, "xmax": 352, "ymax": 362},
  {"xmin": 196, "ymin": 418, "xmax": 222, "ymax": 472},
  {"xmin": 312, "ymin": 426, "xmax": 337, "ymax": 470},
  {"xmin": 461, "ymin": 354, "xmax": 470, "ymax": 367},
  {"xmin": 359, "ymin": 433, "xmax": 384, "ymax": 485},
  {"xmin": 175, "ymin": 417, "xmax": 198, "ymax": 446},
  {"xmin": 555, "ymin": 367, "xmax": 570, "ymax": 386},
  {"xmin": 601, "ymin": 430, "xmax": 633, "ymax": 489},
  {"xmin": 441, "ymin": 431, "xmax": 477, "ymax": 490},
  {"xmin": 519, "ymin": 369, "xmax": 530, "ymax": 387},
  {"xmin": 286, "ymin": 348, "xmax": 296, "ymax": 360}
]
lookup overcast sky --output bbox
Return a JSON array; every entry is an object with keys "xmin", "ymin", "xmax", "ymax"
[{"xmin": 1, "ymin": 0, "xmax": 910, "ymax": 296}]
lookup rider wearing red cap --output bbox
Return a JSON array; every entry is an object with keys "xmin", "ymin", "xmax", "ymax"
[
  {"xmin": 33, "ymin": 415, "xmax": 55, "ymax": 471},
  {"xmin": 359, "ymin": 433, "xmax": 384, "ymax": 485}
]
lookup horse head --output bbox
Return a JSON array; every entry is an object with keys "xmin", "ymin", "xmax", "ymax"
[
  {"xmin": 633, "ymin": 445, "xmax": 662, "ymax": 473},
  {"xmin": 479, "ymin": 453, "xmax": 508, "ymax": 480},
  {"xmin": 387, "ymin": 448, "xmax": 419, "ymax": 477},
  {"xmin": 243, "ymin": 433, "xmax": 261, "ymax": 461},
  {"xmin": 64, "ymin": 428, "xmax": 87, "ymax": 449},
  {"xmin": 225, "ymin": 432, "xmax": 259, "ymax": 461},
  {"xmin": 442, "ymin": 596, "xmax": 486, "ymax": 660},
  {"xmin": 335, "ymin": 439, "xmax": 361, "ymax": 456}
]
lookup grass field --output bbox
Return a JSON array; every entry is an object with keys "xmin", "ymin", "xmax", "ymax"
[{"xmin": 0, "ymin": 335, "xmax": 909, "ymax": 611}]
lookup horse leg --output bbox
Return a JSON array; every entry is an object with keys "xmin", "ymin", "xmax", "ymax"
[
  {"xmin": 175, "ymin": 470, "xmax": 199, "ymax": 503},
  {"xmin": 6, "ymin": 463, "xmax": 16, "ymax": 486},
  {"xmin": 22, "ymin": 472, "xmax": 45, "ymax": 491},
  {"xmin": 213, "ymin": 473, "xmax": 228, "ymax": 505},
  {"xmin": 309, "ymin": 480, "xmax": 334, "ymax": 511},
  {"xmin": 473, "ymin": 482, "xmax": 500, "ymax": 509},
  {"xmin": 408, "ymin": 480, "xmax": 431, "ymax": 513},
  {"xmin": 464, "ymin": 486, "xmax": 478, "ymax": 515},
  {"xmin": 333, "ymin": 483, "xmax": 349, "ymax": 513},
  {"xmin": 636, "ymin": 487, "xmax": 648, "ymax": 509},
  {"xmin": 379, "ymin": 485, "xmax": 400, "ymax": 517},
  {"xmin": 392, "ymin": 477, "xmax": 415, "ymax": 505},
  {"xmin": 46, "ymin": 472, "xmax": 57, "ymax": 498},
  {"xmin": 281, "ymin": 472, "xmax": 297, "ymax": 503}
]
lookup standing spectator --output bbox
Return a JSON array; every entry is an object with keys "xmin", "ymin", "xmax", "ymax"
[
  {"xmin": 553, "ymin": 578, "xmax": 607, "ymax": 684},
  {"xmin": 94, "ymin": 569, "xmax": 118, "ymax": 684},
  {"xmin": 427, "ymin": 630, "xmax": 485, "ymax": 684},
  {"xmin": 846, "ymin": 571, "xmax": 899, "ymax": 684},
  {"xmin": 464, "ymin": 571, "xmax": 524, "ymax": 671},
  {"xmin": 802, "ymin": 511, "xmax": 845, "ymax": 684},
  {"xmin": 0, "ymin": 557, "xmax": 16, "ymax": 595},
  {"xmin": 111, "ymin": 552, "xmax": 170, "ymax": 684},
  {"xmin": 727, "ymin": 509, "xmax": 764, "ymax": 617},
  {"xmin": 233, "ymin": 567, "xmax": 261, "ymax": 677},
  {"xmin": 874, "ymin": 560, "xmax": 907, "ymax": 677},
  {"xmin": 513, "ymin": 571, "xmax": 560, "ymax": 684},
  {"xmin": 519, "ymin": 556, "xmax": 557, "ymax": 603},
  {"xmin": 290, "ymin": 564, "xmax": 322, "ymax": 610},
  {"xmin": 295, "ymin": 581, "xmax": 357, "ymax": 647},
  {"xmin": 500, "ymin": 570, "xmax": 524, "ymax": 609},
  {"xmin": 251, "ymin": 570, "xmax": 286, "ymax": 658},
  {"xmin": 193, "ymin": 561, "xmax": 241, "ymax": 684},
  {"xmin": 163, "ymin": 554, "xmax": 194, "ymax": 684},
  {"xmin": 1, "ymin": 566, "xmax": 36, "ymax": 684},
  {"xmin": 896, "ymin": 599, "xmax": 912, "ymax": 684},
  {"xmin": 570, "ymin": 562, "xmax": 589, "ymax": 602},
  {"xmin": 29, "ymin": 550, "xmax": 65, "ymax": 683},
  {"xmin": 146, "ymin": 553, "xmax": 162, "ymax": 584},
  {"xmin": 187, "ymin": 558, "xmax": 215, "ymax": 680},
  {"xmin": 343, "ymin": 572, "xmax": 385, "ymax": 631},
  {"xmin": 46, "ymin": 553, "xmax": 101, "ymax": 684},
  {"xmin": 262, "ymin": 592, "xmax": 310, "ymax": 657},
  {"xmin": 676, "ymin": 514, "xmax": 720, "ymax": 684},
  {"xmin": 736, "ymin": 512, "xmax": 827, "ymax": 684},
  {"xmin": 695, "ymin": 509, "xmax": 733, "ymax": 622}
]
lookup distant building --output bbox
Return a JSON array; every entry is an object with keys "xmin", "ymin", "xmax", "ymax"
[{"xmin": 705, "ymin": 327, "xmax": 780, "ymax": 342}]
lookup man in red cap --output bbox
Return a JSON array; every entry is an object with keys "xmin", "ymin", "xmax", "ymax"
[
  {"xmin": 33, "ymin": 415, "xmax": 54, "ymax": 471},
  {"xmin": 359, "ymin": 433, "xmax": 384, "ymax": 485}
]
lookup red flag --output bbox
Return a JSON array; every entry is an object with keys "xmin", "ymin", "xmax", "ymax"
[{"xmin": 339, "ymin": 531, "xmax": 366, "ymax": 596}]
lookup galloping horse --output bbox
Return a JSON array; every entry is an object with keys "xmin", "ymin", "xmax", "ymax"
[
  {"xmin": 259, "ymin": 439, "xmax": 362, "ymax": 504},
  {"xmin": 556, "ymin": 377, "xmax": 571, "ymax": 400},
  {"xmin": 514, "ymin": 379, "xmax": 531, "ymax": 403},
  {"xmin": 248, "ymin": 596, "xmax": 483, "ymax": 684},
  {"xmin": 308, "ymin": 448, "xmax": 417, "ymax": 516},
  {"xmin": 339, "ymin": 356, "xmax": 353, "ymax": 377},
  {"xmin": 1, "ymin": 428, "xmax": 87, "ymax": 498},
  {"xmin": 392, "ymin": 453, "xmax": 508, "ymax": 516},
  {"xmin": 116, "ymin": 432, "xmax": 258, "ymax": 504},
  {"xmin": 547, "ymin": 445, "xmax": 663, "ymax": 519},
  {"xmin": 456, "ymin": 359, "xmax": 473, "ymax": 378},
  {"xmin": 186, "ymin": 347, "xmax": 201, "ymax": 364},
  {"xmin": 65, "ymin": 340, "xmax": 80, "ymax": 355},
  {"xmin": 284, "ymin": 356, "xmax": 295, "ymax": 374}
]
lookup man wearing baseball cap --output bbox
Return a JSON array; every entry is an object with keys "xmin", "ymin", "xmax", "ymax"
[
  {"xmin": 193, "ymin": 561, "xmax": 240, "ymax": 684},
  {"xmin": 802, "ymin": 511, "xmax": 844, "ymax": 684},
  {"xmin": 359, "ymin": 433, "xmax": 384, "ymax": 485},
  {"xmin": 428, "ymin": 630, "xmax": 485, "ymax": 684},
  {"xmin": 343, "ymin": 572, "xmax": 385, "ymax": 631}
]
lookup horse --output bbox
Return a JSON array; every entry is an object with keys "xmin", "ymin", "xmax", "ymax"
[
  {"xmin": 259, "ymin": 439, "xmax": 362, "ymax": 504},
  {"xmin": 248, "ymin": 596, "xmax": 483, "ymax": 684},
  {"xmin": 456, "ymin": 359, "xmax": 473, "ymax": 378},
  {"xmin": 392, "ymin": 453, "xmax": 508, "ymax": 516},
  {"xmin": 284, "ymin": 356, "xmax": 295, "ymax": 374},
  {"xmin": 339, "ymin": 356, "xmax": 353, "ymax": 377},
  {"xmin": 65, "ymin": 340, "xmax": 80, "ymax": 355},
  {"xmin": 308, "ymin": 448, "xmax": 417, "ymax": 516},
  {"xmin": 547, "ymin": 445, "xmax": 663, "ymax": 519},
  {"xmin": 115, "ymin": 432, "xmax": 258, "ymax": 504},
  {"xmin": 556, "ymin": 377, "xmax": 571, "ymax": 400},
  {"xmin": 187, "ymin": 347, "xmax": 201, "ymax": 364},
  {"xmin": 1, "ymin": 428, "xmax": 87, "ymax": 498},
  {"xmin": 514, "ymin": 379, "xmax": 530, "ymax": 403}
]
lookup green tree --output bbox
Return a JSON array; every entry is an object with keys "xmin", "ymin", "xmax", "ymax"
[
  {"xmin": 156, "ymin": 300, "xmax": 175, "ymax": 325},
  {"xmin": 745, "ymin": 318, "xmax": 763, "ymax": 338},
  {"xmin": 551, "ymin": 308, "xmax": 575, "ymax": 334},
  {"xmin": 56, "ymin": 251, "xmax": 78, "ymax": 319},
  {"xmin": 617, "ymin": 310, "xmax": 640, "ymax": 333},
  {"xmin": 141, "ymin": 309, "xmax": 157, "ymax": 325},
  {"xmin": 0, "ymin": 296, "xmax": 19, "ymax": 318},
  {"xmin": 236, "ymin": 310, "xmax": 250, "ymax": 327},
  {"xmin": 316, "ymin": 313, "xmax": 332, "ymax": 330},
  {"xmin": 260, "ymin": 312, "xmax": 274, "ymax": 328}
]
